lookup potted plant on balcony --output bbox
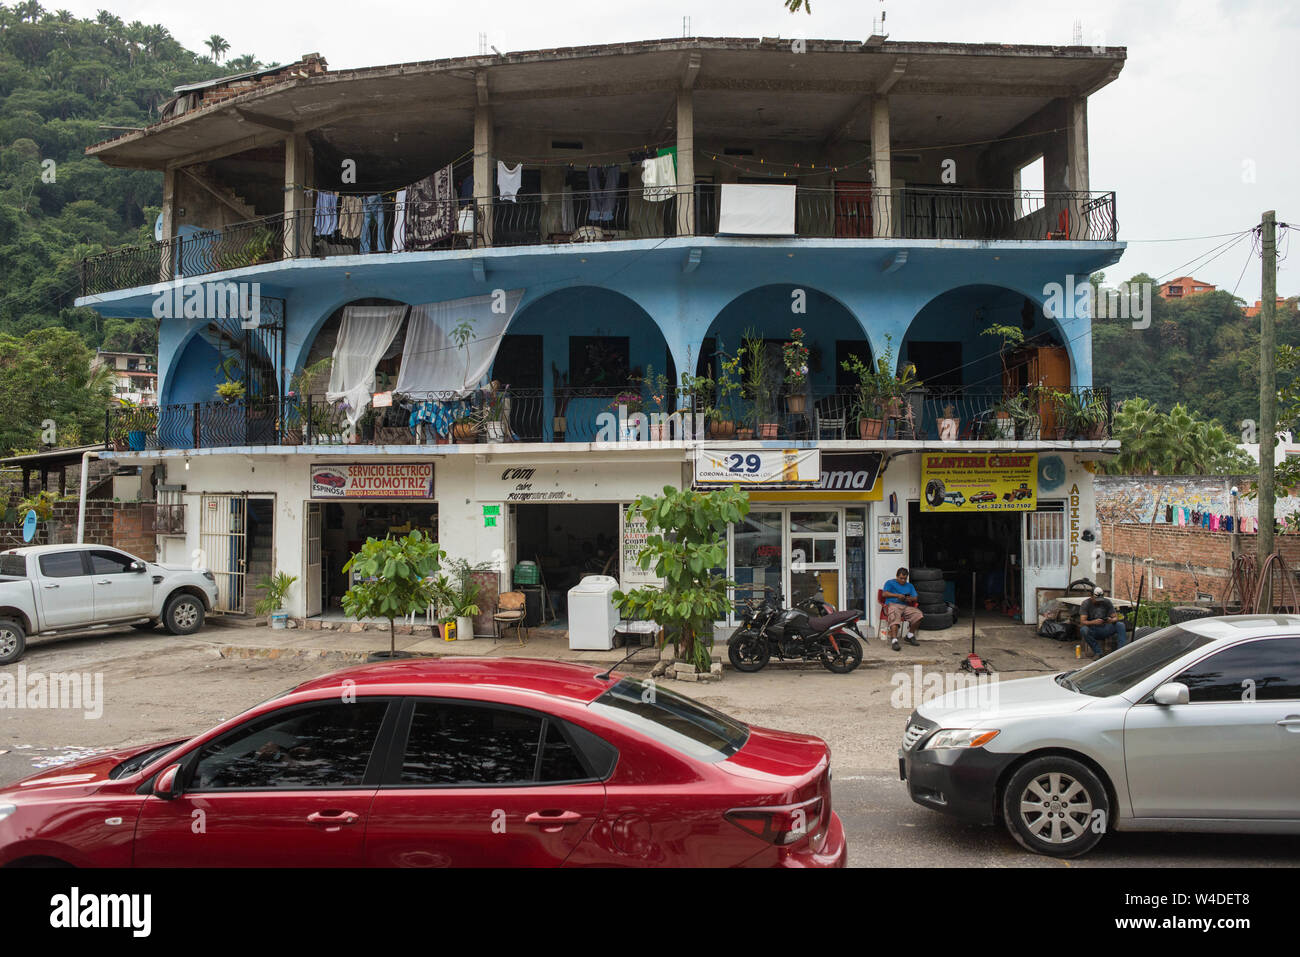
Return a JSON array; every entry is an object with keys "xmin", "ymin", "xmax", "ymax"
[
  {"xmin": 282, "ymin": 357, "xmax": 332, "ymax": 445},
  {"xmin": 888, "ymin": 350, "xmax": 924, "ymax": 439},
  {"xmin": 783, "ymin": 327, "xmax": 810, "ymax": 415},
  {"xmin": 741, "ymin": 331, "xmax": 779, "ymax": 439},
  {"xmin": 841, "ymin": 350, "xmax": 892, "ymax": 441},
  {"xmin": 938, "ymin": 401, "xmax": 960, "ymax": 441},
  {"xmin": 476, "ymin": 381, "xmax": 510, "ymax": 443},
  {"xmin": 254, "ymin": 571, "xmax": 298, "ymax": 630},
  {"xmin": 708, "ymin": 344, "xmax": 743, "ymax": 439},
  {"xmin": 1059, "ymin": 388, "xmax": 1108, "ymax": 439}
]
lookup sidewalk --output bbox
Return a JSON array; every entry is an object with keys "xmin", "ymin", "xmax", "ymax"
[{"xmin": 199, "ymin": 613, "xmax": 1084, "ymax": 675}]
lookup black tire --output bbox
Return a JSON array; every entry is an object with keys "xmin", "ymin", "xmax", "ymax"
[
  {"xmin": 727, "ymin": 629, "xmax": 770, "ymax": 673},
  {"xmin": 131, "ymin": 620, "xmax": 158, "ymax": 631},
  {"xmin": 1066, "ymin": 578, "xmax": 1096, "ymax": 594},
  {"xmin": 1168, "ymin": 605, "xmax": 1214, "ymax": 625},
  {"xmin": 914, "ymin": 580, "xmax": 945, "ymax": 597},
  {"xmin": 821, "ymin": 634, "xmax": 862, "ymax": 674},
  {"xmin": 919, "ymin": 602, "xmax": 949, "ymax": 615},
  {"xmin": 163, "ymin": 593, "xmax": 205, "ymax": 635},
  {"xmin": 1001, "ymin": 756, "xmax": 1110, "ymax": 858},
  {"xmin": 0, "ymin": 618, "xmax": 26, "ymax": 665},
  {"xmin": 910, "ymin": 567, "xmax": 944, "ymax": 582},
  {"xmin": 1133, "ymin": 625, "xmax": 1160, "ymax": 640},
  {"xmin": 924, "ymin": 481, "xmax": 945, "ymax": 508},
  {"xmin": 948, "ymin": 602, "xmax": 961, "ymax": 620},
  {"xmin": 919, "ymin": 611, "xmax": 954, "ymax": 630}
]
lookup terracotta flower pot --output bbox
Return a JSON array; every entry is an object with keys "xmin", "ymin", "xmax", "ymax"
[
  {"xmin": 737, "ymin": 428, "xmax": 754, "ymax": 440},
  {"xmin": 786, "ymin": 393, "xmax": 807, "ymax": 414},
  {"xmin": 452, "ymin": 423, "xmax": 479, "ymax": 443},
  {"xmin": 859, "ymin": 418, "xmax": 884, "ymax": 440},
  {"xmin": 708, "ymin": 420, "xmax": 737, "ymax": 440},
  {"xmin": 758, "ymin": 422, "xmax": 779, "ymax": 439}
]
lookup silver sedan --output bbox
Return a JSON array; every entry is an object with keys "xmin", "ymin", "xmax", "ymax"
[{"xmin": 899, "ymin": 615, "xmax": 1300, "ymax": 856}]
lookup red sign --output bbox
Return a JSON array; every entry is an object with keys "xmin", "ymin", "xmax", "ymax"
[{"xmin": 310, "ymin": 463, "xmax": 434, "ymax": 499}]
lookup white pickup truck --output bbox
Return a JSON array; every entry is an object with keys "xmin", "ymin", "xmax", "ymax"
[{"xmin": 0, "ymin": 544, "xmax": 219, "ymax": 664}]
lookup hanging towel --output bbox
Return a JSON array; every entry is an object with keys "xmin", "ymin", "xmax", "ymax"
[
  {"xmin": 1210, "ymin": 514, "xmax": 1219, "ymax": 531},
  {"xmin": 406, "ymin": 165, "xmax": 455, "ymax": 250},
  {"xmin": 1165, "ymin": 505, "xmax": 1173, "ymax": 524},
  {"xmin": 392, "ymin": 189, "xmax": 408, "ymax": 252},
  {"xmin": 641, "ymin": 153, "xmax": 677, "ymax": 202},
  {"xmin": 338, "ymin": 195, "xmax": 363, "ymax": 239},
  {"xmin": 497, "ymin": 162, "xmax": 522, "ymax": 203},
  {"xmin": 313, "ymin": 190, "xmax": 338, "ymax": 236}
]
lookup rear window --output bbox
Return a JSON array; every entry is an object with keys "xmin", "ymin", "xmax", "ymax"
[
  {"xmin": 0, "ymin": 554, "xmax": 25, "ymax": 577},
  {"xmin": 589, "ymin": 677, "xmax": 749, "ymax": 763}
]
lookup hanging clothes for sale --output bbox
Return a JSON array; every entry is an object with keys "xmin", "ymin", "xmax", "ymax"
[
  {"xmin": 1210, "ymin": 514, "xmax": 1219, "ymax": 531},
  {"xmin": 313, "ymin": 190, "xmax": 339, "ymax": 236},
  {"xmin": 391, "ymin": 189, "xmax": 408, "ymax": 252},
  {"xmin": 338, "ymin": 195, "xmax": 363, "ymax": 239},
  {"xmin": 406, "ymin": 165, "xmax": 455, "ymax": 249},
  {"xmin": 360, "ymin": 194, "xmax": 386, "ymax": 254},
  {"xmin": 497, "ymin": 162, "xmax": 522, "ymax": 203}
]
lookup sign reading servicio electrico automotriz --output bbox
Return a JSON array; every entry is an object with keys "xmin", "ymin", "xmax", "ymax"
[
  {"xmin": 310, "ymin": 463, "xmax": 434, "ymax": 499},
  {"xmin": 921, "ymin": 453, "xmax": 1037, "ymax": 511}
]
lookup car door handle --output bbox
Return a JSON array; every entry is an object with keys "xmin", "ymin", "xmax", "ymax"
[
  {"xmin": 306, "ymin": 810, "xmax": 359, "ymax": 829},
  {"xmin": 1277, "ymin": 717, "xmax": 1300, "ymax": 728},
  {"xmin": 42, "ymin": 583, "xmax": 59, "ymax": 589},
  {"xmin": 524, "ymin": 810, "xmax": 584, "ymax": 831},
  {"xmin": 96, "ymin": 580, "xmax": 112, "ymax": 585}
]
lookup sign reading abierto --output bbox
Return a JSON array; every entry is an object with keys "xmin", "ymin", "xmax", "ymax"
[
  {"xmin": 921, "ymin": 453, "xmax": 1037, "ymax": 512},
  {"xmin": 694, "ymin": 448, "xmax": 821, "ymax": 486},
  {"xmin": 310, "ymin": 463, "xmax": 434, "ymax": 499}
]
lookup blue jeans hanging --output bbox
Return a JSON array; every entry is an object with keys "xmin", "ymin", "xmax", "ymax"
[{"xmin": 360, "ymin": 194, "xmax": 387, "ymax": 253}]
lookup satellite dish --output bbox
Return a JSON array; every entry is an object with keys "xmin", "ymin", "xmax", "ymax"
[
  {"xmin": 154, "ymin": 214, "xmax": 164, "ymax": 242},
  {"xmin": 22, "ymin": 509, "xmax": 38, "ymax": 543}
]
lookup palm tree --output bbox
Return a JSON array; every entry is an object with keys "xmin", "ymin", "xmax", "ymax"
[
  {"xmin": 226, "ymin": 54, "xmax": 257, "ymax": 72},
  {"xmin": 1108, "ymin": 397, "xmax": 1167, "ymax": 474},
  {"xmin": 205, "ymin": 34, "xmax": 230, "ymax": 63}
]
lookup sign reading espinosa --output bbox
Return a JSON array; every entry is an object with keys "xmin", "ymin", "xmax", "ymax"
[
  {"xmin": 694, "ymin": 448, "xmax": 820, "ymax": 486},
  {"xmin": 921, "ymin": 453, "xmax": 1037, "ymax": 512},
  {"xmin": 310, "ymin": 463, "xmax": 434, "ymax": 499}
]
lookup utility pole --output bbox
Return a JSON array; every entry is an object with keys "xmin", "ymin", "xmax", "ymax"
[{"xmin": 1258, "ymin": 211, "xmax": 1277, "ymax": 607}]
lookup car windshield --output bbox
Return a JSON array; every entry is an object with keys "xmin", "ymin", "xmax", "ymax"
[
  {"xmin": 1061, "ymin": 626, "xmax": 1215, "ymax": 697},
  {"xmin": 589, "ymin": 677, "xmax": 749, "ymax": 763}
]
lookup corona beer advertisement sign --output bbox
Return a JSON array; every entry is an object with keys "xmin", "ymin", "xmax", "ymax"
[{"xmin": 921, "ymin": 453, "xmax": 1037, "ymax": 511}]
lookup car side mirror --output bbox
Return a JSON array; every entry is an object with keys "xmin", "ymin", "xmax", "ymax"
[
  {"xmin": 130, "ymin": 561, "xmax": 147, "ymax": 573},
  {"xmin": 1153, "ymin": 682, "xmax": 1190, "ymax": 706},
  {"xmin": 154, "ymin": 764, "xmax": 183, "ymax": 799}
]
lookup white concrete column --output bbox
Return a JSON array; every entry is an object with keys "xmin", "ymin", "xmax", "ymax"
[
  {"xmin": 871, "ymin": 96, "xmax": 892, "ymax": 238},
  {"xmin": 474, "ymin": 93, "xmax": 494, "ymax": 247},
  {"xmin": 1066, "ymin": 97, "xmax": 1089, "ymax": 239},
  {"xmin": 676, "ymin": 89, "xmax": 695, "ymax": 236},
  {"xmin": 161, "ymin": 168, "xmax": 177, "ymax": 280},
  {"xmin": 284, "ymin": 133, "xmax": 310, "ymax": 258}
]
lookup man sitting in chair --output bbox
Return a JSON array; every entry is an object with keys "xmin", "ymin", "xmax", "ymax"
[{"xmin": 883, "ymin": 567, "xmax": 924, "ymax": 652}]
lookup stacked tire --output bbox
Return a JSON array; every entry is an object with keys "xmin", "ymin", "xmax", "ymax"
[
  {"xmin": 1168, "ymin": 605, "xmax": 1214, "ymax": 625},
  {"xmin": 911, "ymin": 568, "xmax": 954, "ymax": 630}
]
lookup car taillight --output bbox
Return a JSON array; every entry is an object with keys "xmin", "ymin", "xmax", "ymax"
[{"xmin": 725, "ymin": 796, "xmax": 823, "ymax": 847}]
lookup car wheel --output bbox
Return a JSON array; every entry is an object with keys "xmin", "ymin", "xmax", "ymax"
[
  {"xmin": 1001, "ymin": 757, "xmax": 1109, "ymax": 858},
  {"xmin": 163, "ymin": 594, "xmax": 205, "ymax": 635},
  {"xmin": 0, "ymin": 618, "xmax": 26, "ymax": 665},
  {"xmin": 727, "ymin": 630, "xmax": 770, "ymax": 673},
  {"xmin": 821, "ymin": 634, "xmax": 862, "ymax": 674},
  {"xmin": 918, "ymin": 611, "xmax": 954, "ymax": 630}
]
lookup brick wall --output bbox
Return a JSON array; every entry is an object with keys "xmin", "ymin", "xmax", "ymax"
[
  {"xmin": 113, "ymin": 503, "xmax": 157, "ymax": 561},
  {"xmin": 1100, "ymin": 522, "xmax": 1300, "ymax": 603},
  {"xmin": 4, "ymin": 501, "xmax": 155, "ymax": 560}
]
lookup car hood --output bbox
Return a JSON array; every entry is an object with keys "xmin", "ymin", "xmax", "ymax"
[
  {"xmin": 916, "ymin": 673, "xmax": 1091, "ymax": 726},
  {"xmin": 0, "ymin": 739, "xmax": 182, "ymax": 799}
]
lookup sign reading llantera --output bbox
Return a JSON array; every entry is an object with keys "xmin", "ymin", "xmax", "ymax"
[
  {"xmin": 310, "ymin": 463, "xmax": 434, "ymax": 499},
  {"xmin": 921, "ymin": 453, "xmax": 1037, "ymax": 512}
]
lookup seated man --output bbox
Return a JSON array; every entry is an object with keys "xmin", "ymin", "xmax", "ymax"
[
  {"xmin": 882, "ymin": 567, "xmax": 924, "ymax": 652},
  {"xmin": 1079, "ymin": 586, "xmax": 1128, "ymax": 658}
]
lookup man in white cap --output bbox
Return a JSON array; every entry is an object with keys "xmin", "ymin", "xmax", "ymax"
[{"xmin": 1079, "ymin": 585, "xmax": 1127, "ymax": 658}]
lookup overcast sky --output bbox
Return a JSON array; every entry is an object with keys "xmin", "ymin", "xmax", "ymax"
[{"xmin": 56, "ymin": 0, "xmax": 1299, "ymax": 301}]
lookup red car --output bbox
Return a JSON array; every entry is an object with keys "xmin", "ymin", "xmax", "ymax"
[
  {"xmin": 0, "ymin": 659, "xmax": 845, "ymax": 868},
  {"xmin": 969, "ymin": 490, "xmax": 998, "ymax": 504}
]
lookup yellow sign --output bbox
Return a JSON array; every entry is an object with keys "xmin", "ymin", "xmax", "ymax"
[{"xmin": 921, "ymin": 453, "xmax": 1038, "ymax": 512}]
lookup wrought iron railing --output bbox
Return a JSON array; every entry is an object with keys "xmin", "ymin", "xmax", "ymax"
[
  {"xmin": 106, "ymin": 386, "xmax": 1110, "ymax": 450},
  {"xmin": 80, "ymin": 187, "xmax": 1118, "ymax": 296}
]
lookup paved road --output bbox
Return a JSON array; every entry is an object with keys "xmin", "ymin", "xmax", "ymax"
[{"xmin": 2, "ymin": 626, "xmax": 1298, "ymax": 867}]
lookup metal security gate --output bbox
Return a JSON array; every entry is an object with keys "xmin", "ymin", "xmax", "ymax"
[
  {"xmin": 200, "ymin": 494, "xmax": 247, "ymax": 614},
  {"xmin": 305, "ymin": 502, "xmax": 322, "ymax": 617}
]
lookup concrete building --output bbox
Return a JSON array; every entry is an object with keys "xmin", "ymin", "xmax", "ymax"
[
  {"xmin": 76, "ymin": 36, "xmax": 1125, "ymax": 626},
  {"xmin": 1157, "ymin": 276, "xmax": 1215, "ymax": 300},
  {"xmin": 93, "ymin": 350, "xmax": 158, "ymax": 406}
]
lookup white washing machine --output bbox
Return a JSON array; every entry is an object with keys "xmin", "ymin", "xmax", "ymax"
[{"xmin": 567, "ymin": 575, "xmax": 620, "ymax": 650}]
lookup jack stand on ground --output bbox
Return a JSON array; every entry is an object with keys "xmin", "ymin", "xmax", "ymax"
[{"xmin": 961, "ymin": 571, "xmax": 994, "ymax": 676}]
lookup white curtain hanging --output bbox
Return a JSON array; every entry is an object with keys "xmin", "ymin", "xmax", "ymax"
[
  {"xmin": 326, "ymin": 304, "xmax": 410, "ymax": 428},
  {"xmin": 393, "ymin": 290, "xmax": 524, "ymax": 398}
]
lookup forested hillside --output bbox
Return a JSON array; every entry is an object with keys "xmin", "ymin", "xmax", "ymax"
[{"xmin": 0, "ymin": 4, "xmax": 262, "ymax": 354}]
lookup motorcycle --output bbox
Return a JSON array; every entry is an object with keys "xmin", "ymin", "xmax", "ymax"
[{"xmin": 727, "ymin": 587, "xmax": 864, "ymax": 674}]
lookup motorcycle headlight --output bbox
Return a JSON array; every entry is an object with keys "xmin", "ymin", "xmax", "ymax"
[
  {"xmin": 0, "ymin": 803, "xmax": 16, "ymax": 822},
  {"xmin": 923, "ymin": 729, "xmax": 1000, "ymax": 750}
]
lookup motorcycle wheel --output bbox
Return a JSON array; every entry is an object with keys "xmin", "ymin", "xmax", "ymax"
[
  {"xmin": 821, "ymin": 633, "xmax": 863, "ymax": 674},
  {"xmin": 727, "ymin": 629, "xmax": 770, "ymax": 673}
]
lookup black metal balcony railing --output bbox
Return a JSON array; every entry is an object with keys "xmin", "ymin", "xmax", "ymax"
[
  {"xmin": 105, "ymin": 387, "xmax": 1111, "ymax": 451},
  {"xmin": 79, "ymin": 187, "xmax": 1118, "ymax": 297}
]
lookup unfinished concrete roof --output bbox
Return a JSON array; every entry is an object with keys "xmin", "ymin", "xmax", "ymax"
[{"xmin": 88, "ymin": 36, "xmax": 1126, "ymax": 171}]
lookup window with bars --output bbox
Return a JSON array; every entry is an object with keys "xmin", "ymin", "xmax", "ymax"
[{"xmin": 1025, "ymin": 502, "xmax": 1066, "ymax": 568}]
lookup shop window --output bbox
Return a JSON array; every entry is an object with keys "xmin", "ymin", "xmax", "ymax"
[{"xmin": 1025, "ymin": 503, "xmax": 1065, "ymax": 567}]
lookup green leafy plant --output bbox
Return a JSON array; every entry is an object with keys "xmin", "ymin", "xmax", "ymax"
[
  {"xmin": 253, "ymin": 571, "xmax": 298, "ymax": 616},
  {"xmin": 739, "ymin": 330, "xmax": 778, "ymax": 428},
  {"xmin": 341, "ymin": 532, "xmax": 445, "ymax": 656},
  {"xmin": 981, "ymin": 322, "xmax": 1025, "ymax": 391},
  {"xmin": 435, "ymin": 557, "xmax": 492, "ymax": 620},
  {"xmin": 17, "ymin": 490, "xmax": 57, "ymax": 522},
  {"xmin": 783, "ymin": 327, "xmax": 810, "ymax": 388},
  {"xmin": 215, "ymin": 379, "xmax": 245, "ymax": 403},
  {"xmin": 613, "ymin": 485, "xmax": 751, "ymax": 672}
]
